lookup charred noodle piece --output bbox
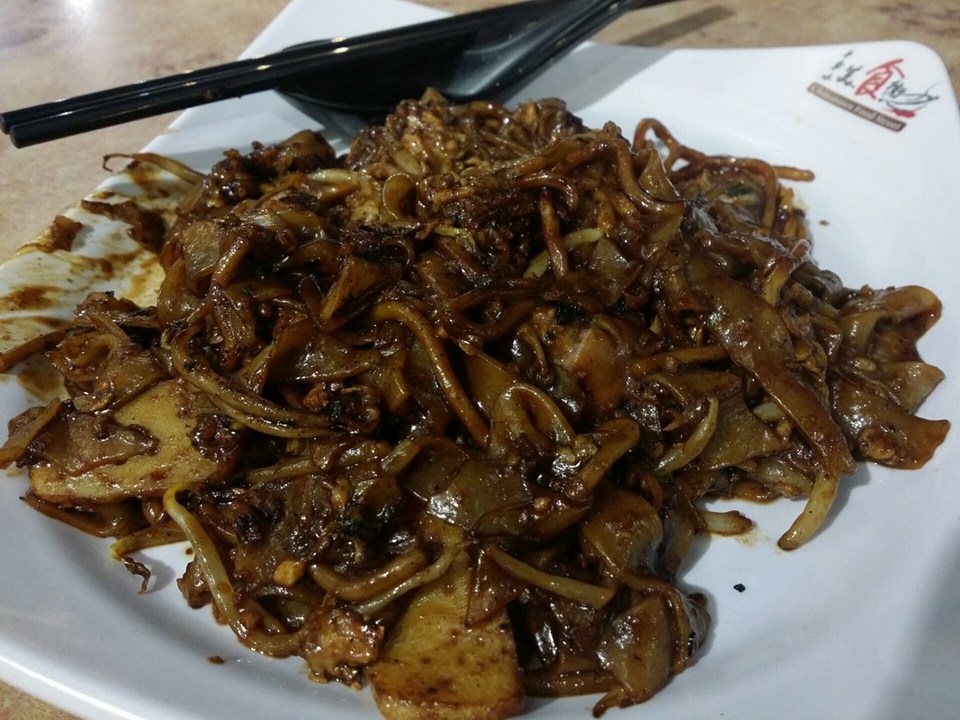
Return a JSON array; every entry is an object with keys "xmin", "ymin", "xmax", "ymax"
[{"xmin": 0, "ymin": 93, "xmax": 949, "ymax": 718}]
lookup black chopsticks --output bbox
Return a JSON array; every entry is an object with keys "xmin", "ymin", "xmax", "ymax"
[{"xmin": 0, "ymin": 0, "xmax": 561, "ymax": 148}]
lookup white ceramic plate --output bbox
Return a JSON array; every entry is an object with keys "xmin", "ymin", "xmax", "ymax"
[{"xmin": 1, "ymin": 1, "xmax": 958, "ymax": 719}]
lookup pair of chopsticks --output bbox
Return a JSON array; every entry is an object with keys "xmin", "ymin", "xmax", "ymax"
[
  {"xmin": 0, "ymin": 40, "xmax": 352, "ymax": 147},
  {"xmin": 0, "ymin": 0, "xmax": 560, "ymax": 148}
]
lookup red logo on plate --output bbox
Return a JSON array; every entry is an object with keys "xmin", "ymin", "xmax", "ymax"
[{"xmin": 808, "ymin": 50, "xmax": 940, "ymax": 131}]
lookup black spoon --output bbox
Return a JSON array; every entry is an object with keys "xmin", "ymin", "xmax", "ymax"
[
  {"xmin": 0, "ymin": 0, "xmax": 672, "ymax": 148},
  {"xmin": 279, "ymin": 0, "xmax": 651, "ymax": 117}
]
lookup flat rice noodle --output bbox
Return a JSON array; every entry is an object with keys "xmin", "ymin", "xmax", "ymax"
[
  {"xmin": 0, "ymin": 400, "xmax": 64, "ymax": 468},
  {"xmin": 698, "ymin": 393, "xmax": 788, "ymax": 470},
  {"xmin": 268, "ymin": 318, "xmax": 380, "ymax": 383},
  {"xmin": 546, "ymin": 314, "xmax": 659, "ymax": 419},
  {"xmin": 745, "ymin": 456, "xmax": 814, "ymax": 498},
  {"xmin": 392, "ymin": 436, "xmax": 469, "ymax": 501},
  {"xmin": 425, "ymin": 457, "xmax": 532, "ymax": 536},
  {"xmin": 686, "ymin": 252, "xmax": 855, "ymax": 480},
  {"xmin": 838, "ymin": 285, "xmax": 941, "ymax": 359},
  {"xmin": 847, "ymin": 359, "xmax": 945, "ymax": 414},
  {"xmin": 176, "ymin": 219, "xmax": 225, "ymax": 282},
  {"xmin": 593, "ymin": 594, "xmax": 675, "ymax": 715},
  {"xmin": 579, "ymin": 483, "xmax": 663, "ymax": 575},
  {"xmin": 463, "ymin": 350, "xmax": 521, "ymax": 418},
  {"xmin": 46, "ymin": 328, "xmax": 166, "ymax": 413},
  {"xmin": 830, "ymin": 374, "xmax": 949, "ymax": 468},
  {"xmin": 641, "ymin": 369, "xmax": 778, "ymax": 471},
  {"xmin": 319, "ymin": 256, "xmax": 391, "ymax": 331},
  {"xmin": 466, "ymin": 547, "xmax": 524, "ymax": 627},
  {"xmin": 210, "ymin": 283, "xmax": 259, "ymax": 372},
  {"xmin": 28, "ymin": 408, "xmax": 157, "ymax": 476}
]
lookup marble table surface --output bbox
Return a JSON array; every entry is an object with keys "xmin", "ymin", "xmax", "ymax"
[{"xmin": 0, "ymin": 1, "xmax": 957, "ymax": 718}]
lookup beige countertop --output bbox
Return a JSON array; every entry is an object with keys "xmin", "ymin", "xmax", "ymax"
[{"xmin": 0, "ymin": 1, "xmax": 957, "ymax": 718}]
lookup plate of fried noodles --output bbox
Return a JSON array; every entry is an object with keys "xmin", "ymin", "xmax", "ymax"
[{"xmin": 0, "ymin": 1, "xmax": 958, "ymax": 719}]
